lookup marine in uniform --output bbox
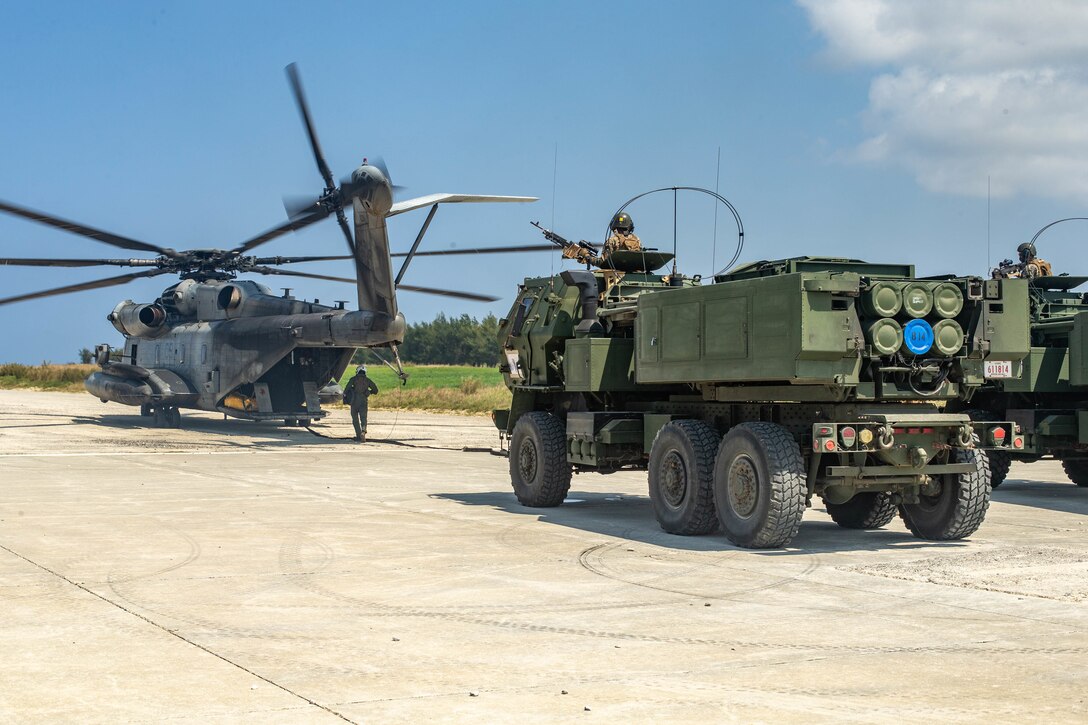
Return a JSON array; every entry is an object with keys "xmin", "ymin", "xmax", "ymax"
[
  {"xmin": 604, "ymin": 212, "xmax": 642, "ymax": 255},
  {"xmin": 993, "ymin": 242, "xmax": 1054, "ymax": 279},
  {"xmin": 1016, "ymin": 242, "xmax": 1053, "ymax": 278},
  {"xmin": 345, "ymin": 366, "xmax": 379, "ymax": 442}
]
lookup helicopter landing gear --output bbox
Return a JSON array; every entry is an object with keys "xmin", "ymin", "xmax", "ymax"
[
  {"xmin": 140, "ymin": 403, "xmax": 152, "ymax": 417},
  {"xmin": 147, "ymin": 405, "xmax": 181, "ymax": 428}
]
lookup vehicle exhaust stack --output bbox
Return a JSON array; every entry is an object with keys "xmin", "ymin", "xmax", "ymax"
[{"xmin": 560, "ymin": 270, "xmax": 603, "ymax": 336}]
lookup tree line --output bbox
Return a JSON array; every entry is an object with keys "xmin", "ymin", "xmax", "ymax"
[{"xmin": 353, "ymin": 313, "xmax": 502, "ymax": 366}]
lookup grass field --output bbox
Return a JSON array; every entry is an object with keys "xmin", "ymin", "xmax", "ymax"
[
  {"xmin": 0, "ymin": 362, "xmax": 511, "ymax": 415},
  {"xmin": 0, "ymin": 363, "xmax": 96, "ymax": 393},
  {"xmin": 339, "ymin": 364, "xmax": 509, "ymax": 415}
]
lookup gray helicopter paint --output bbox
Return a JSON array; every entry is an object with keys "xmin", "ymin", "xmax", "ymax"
[
  {"xmin": 350, "ymin": 164, "xmax": 398, "ymax": 319},
  {"xmin": 90, "ymin": 276, "xmax": 403, "ymax": 419}
]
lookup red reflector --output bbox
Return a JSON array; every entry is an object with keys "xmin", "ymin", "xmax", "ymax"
[
  {"xmin": 824, "ymin": 439, "xmax": 836, "ymax": 452},
  {"xmin": 1013, "ymin": 437, "xmax": 1024, "ymax": 449},
  {"xmin": 840, "ymin": 426, "xmax": 857, "ymax": 447},
  {"xmin": 991, "ymin": 426, "xmax": 1007, "ymax": 440},
  {"xmin": 817, "ymin": 426, "xmax": 833, "ymax": 436},
  {"xmin": 893, "ymin": 427, "xmax": 905, "ymax": 434},
  {"xmin": 908, "ymin": 428, "xmax": 921, "ymax": 435},
  {"xmin": 922, "ymin": 428, "xmax": 933, "ymax": 434}
]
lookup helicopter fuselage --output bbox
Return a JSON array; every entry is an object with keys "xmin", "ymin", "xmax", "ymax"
[{"xmin": 85, "ymin": 278, "xmax": 404, "ymax": 423}]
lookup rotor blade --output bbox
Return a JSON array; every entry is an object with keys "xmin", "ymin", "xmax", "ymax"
[
  {"xmin": 251, "ymin": 255, "xmax": 353, "ymax": 265},
  {"xmin": 0, "ymin": 199, "xmax": 175, "ymax": 256},
  {"xmin": 283, "ymin": 194, "xmax": 321, "ymax": 219},
  {"xmin": 232, "ymin": 207, "xmax": 330, "ymax": 254},
  {"xmin": 387, "ymin": 193, "xmax": 538, "ymax": 217},
  {"xmin": 250, "ymin": 246, "xmax": 555, "ymax": 265},
  {"xmin": 0, "ymin": 269, "xmax": 169, "ymax": 307},
  {"xmin": 336, "ymin": 210, "xmax": 355, "ymax": 252},
  {"xmin": 247, "ymin": 266, "xmax": 355, "ymax": 283},
  {"xmin": 390, "ymin": 244, "xmax": 555, "ymax": 258},
  {"xmin": 247, "ymin": 266, "xmax": 498, "ymax": 302},
  {"xmin": 285, "ymin": 63, "xmax": 335, "ymax": 189},
  {"xmin": 0, "ymin": 257, "xmax": 160, "ymax": 268},
  {"xmin": 370, "ymin": 156, "xmax": 393, "ymax": 187},
  {"xmin": 396, "ymin": 284, "xmax": 499, "ymax": 303}
]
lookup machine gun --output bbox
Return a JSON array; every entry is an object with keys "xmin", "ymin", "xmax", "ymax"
[
  {"xmin": 992, "ymin": 258, "xmax": 1023, "ymax": 279},
  {"xmin": 530, "ymin": 221, "xmax": 601, "ymax": 263}
]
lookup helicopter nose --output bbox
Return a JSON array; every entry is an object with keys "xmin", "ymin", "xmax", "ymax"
[{"xmin": 348, "ymin": 165, "xmax": 393, "ymax": 215}]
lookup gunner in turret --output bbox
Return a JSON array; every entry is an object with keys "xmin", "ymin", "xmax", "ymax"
[
  {"xmin": 605, "ymin": 212, "xmax": 643, "ymax": 255},
  {"xmin": 993, "ymin": 242, "xmax": 1054, "ymax": 279}
]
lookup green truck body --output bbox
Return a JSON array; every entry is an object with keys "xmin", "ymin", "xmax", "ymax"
[{"xmin": 494, "ymin": 255, "xmax": 1030, "ymax": 548}]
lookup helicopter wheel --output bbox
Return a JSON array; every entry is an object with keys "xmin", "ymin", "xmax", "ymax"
[
  {"xmin": 151, "ymin": 406, "xmax": 181, "ymax": 428},
  {"xmin": 140, "ymin": 403, "xmax": 153, "ymax": 417}
]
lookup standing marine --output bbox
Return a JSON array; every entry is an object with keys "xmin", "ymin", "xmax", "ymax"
[
  {"xmin": 345, "ymin": 366, "xmax": 379, "ymax": 442},
  {"xmin": 993, "ymin": 242, "xmax": 1054, "ymax": 279}
]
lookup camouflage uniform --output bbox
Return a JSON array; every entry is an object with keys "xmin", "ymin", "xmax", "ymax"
[
  {"xmin": 1024, "ymin": 258, "xmax": 1054, "ymax": 278},
  {"xmin": 605, "ymin": 231, "xmax": 643, "ymax": 254},
  {"xmin": 347, "ymin": 370, "xmax": 379, "ymax": 441}
]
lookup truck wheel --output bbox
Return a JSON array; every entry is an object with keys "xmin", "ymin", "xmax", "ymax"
[
  {"xmin": 713, "ymin": 422, "xmax": 806, "ymax": 549},
  {"xmin": 900, "ymin": 447, "xmax": 991, "ymax": 540},
  {"xmin": 825, "ymin": 493, "xmax": 897, "ymax": 529},
  {"xmin": 989, "ymin": 451, "xmax": 1012, "ymax": 488},
  {"xmin": 509, "ymin": 412, "xmax": 572, "ymax": 507},
  {"xmin": 648, "ymin": 420, "xmax": 720, "ymax": 535},
  {"xmin": 1062, "ymin": 459, "xmax": 1088, "ymax": 487}
]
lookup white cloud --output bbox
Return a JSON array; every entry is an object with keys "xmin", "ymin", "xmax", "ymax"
[{"xmin": 800, "ymin": 0, "xmax": 1088, "ymax": 200}]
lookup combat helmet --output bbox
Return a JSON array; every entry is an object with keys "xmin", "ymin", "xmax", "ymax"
[
  {"xmin": 610, "ymin": 211, "xmax": 634, "ymax": 233},
  {"xmin": 1017, "ymin": 242, "xmax": 1037, "ymax": 262}
]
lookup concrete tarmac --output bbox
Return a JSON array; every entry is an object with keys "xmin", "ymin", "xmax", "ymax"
[{"xmin": 1, "ymin": 390, "xmax": 1086, "ymax": 723}]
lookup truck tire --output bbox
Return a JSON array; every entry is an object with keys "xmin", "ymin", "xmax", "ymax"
[
  {"xmin": 647, "ymin": 420, "xmax": 720, "ymax": 535},
  {"xmin": 989, "ymin": 451, "xmax": 1012, "ymax": 489},
  {"xmin": 825, "ymin": 492, "xmax": 897, "ymax": 529},
  {"xmin": 1062, "ymin": 459, "xmax": 1088, "ymax": 487},
  {"xmin": 899, "ymin": 446, "xmax": 991, "ymax": 540},
  {"xmin": 713, "ymin": 422, "xmax": 806, "ymax": 549},
  {"xmin": 509, "ymin": 412, "xmax": 572, "ymax": 507}
]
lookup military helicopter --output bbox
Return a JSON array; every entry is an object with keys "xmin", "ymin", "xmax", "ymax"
[{"xmin": 0, "ymin": 64, "xmax": 541, "ymax": 428}]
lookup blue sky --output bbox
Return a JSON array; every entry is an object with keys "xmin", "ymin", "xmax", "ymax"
[{"xmin": 1, "ymin": 1, "xmax": 1084, "ymax": 363}]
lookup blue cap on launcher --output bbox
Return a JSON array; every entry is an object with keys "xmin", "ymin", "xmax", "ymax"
[{"xmin": 903, "ymin": 318, "xmax": 934, "ymax": 355}]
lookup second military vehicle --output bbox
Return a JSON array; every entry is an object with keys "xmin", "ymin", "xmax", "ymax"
[
  {"xmin": 956, "ymin": 273, "xmax": 1088, "ymax": 487},
  {"xmin": 493, "ymin": 234, "xmax": 1029, "ymax": 548}
]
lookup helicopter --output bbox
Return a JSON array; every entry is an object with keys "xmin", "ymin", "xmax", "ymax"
[{"xmin": 0, "ymin": 64, "xmax": 542, "ymax": 428}]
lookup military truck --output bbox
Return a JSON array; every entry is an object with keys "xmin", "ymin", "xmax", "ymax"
[
  {"xmin": 492, "ymin": 253, "xmax": 1029, "ymax": 548},
  {"xmin": 953, "ymin": 275, "xmax": 1088, "ymax": 488}
]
